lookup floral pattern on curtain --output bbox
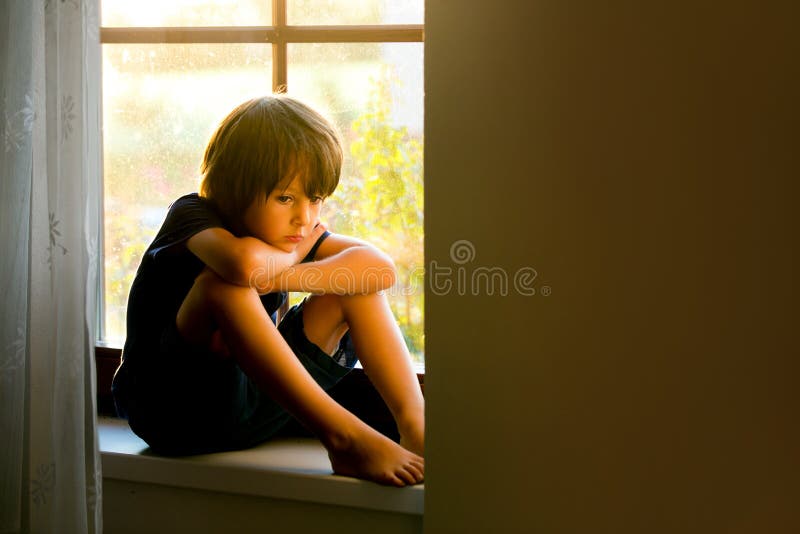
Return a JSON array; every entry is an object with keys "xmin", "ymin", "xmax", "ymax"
[{"xmin": 1, "ymin": 0, "xmax": 102, "ymax": 532}]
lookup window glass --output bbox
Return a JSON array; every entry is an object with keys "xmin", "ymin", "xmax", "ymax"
[
  {"xmin": 287, "ymin": 0, "xmax": 423, "ymax": 25},
  {"xmin": 102, "ymin": 0, "xmax": 272, "ymax": 27},
  {"xmin": 102, "ymin": 43, "xmax": 271, "ymax": 343},
  {"xmin": 288, "ymin": 43, "xmax": 424, "ymax": 363},
  {"xmin": 100, "ymin": 2, "xmax": 424, "ymax": 364}
]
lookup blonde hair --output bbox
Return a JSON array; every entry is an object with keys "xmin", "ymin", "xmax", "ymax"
[{"xmin": 199, "ymin": 95, "xmax": 342, "ymax": 233}]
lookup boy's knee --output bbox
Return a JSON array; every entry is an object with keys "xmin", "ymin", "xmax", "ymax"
[{"xmin": 194, "ymin": 268, "xmax": 254, "ymax": 304}]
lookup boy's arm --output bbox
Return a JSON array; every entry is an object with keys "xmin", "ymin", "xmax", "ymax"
[
  {"xmin": 252, "ymin": 233, "xmax": 398, "ymax": 295},
  {"xmin": 186, "ymin": 224, "xmax": 327, "ymax": 288}
]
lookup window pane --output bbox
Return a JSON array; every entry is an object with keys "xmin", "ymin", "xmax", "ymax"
[
  {"xmin": 102, "ymin": 0, "xmax": 271, "ymax": 27},
  {"xmin": 287, "ymin": 0, "xmax": 423, "ymax": 25},
  {"xmin": 102, "ymin": 43, "xmax": 271, "ymax": 344},
  {"xmin": 287, "ymin": 43, "xmax": 424, "ymax": 364}
]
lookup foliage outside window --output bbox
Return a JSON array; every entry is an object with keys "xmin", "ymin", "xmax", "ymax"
[{"xmin": 100, "ymin": 0, "xmax": 425, "ymax": 364}]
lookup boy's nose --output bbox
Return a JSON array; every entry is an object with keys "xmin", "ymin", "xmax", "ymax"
[{"xmin": 294, "ymin": 203, "xmax": 311, "ymax": 225}]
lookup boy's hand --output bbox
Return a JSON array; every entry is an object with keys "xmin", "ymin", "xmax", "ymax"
[
  {"xmin": 291, "ymin": 221, "xmax": 328, "ymax": 264},
  {"xmin": 250, "ymin": 223, "xmax": 327, "ymax": 294}
]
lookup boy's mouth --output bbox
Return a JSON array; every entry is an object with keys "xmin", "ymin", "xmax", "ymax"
[{"xmin": 286, "ymin": 235, "xmax": 303, "ymax": 243}]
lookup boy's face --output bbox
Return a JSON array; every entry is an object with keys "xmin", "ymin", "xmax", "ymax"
[{"xmin": 242, "ymin": 175, "xmax": 324, "ymax": 253}]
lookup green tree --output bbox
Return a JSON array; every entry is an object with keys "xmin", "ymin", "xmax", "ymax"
[{"xmin": 332, "ymin": 69, "xmax": 425, "ymax": 361}]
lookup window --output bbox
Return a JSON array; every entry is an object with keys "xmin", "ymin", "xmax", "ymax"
[{"xmin": 99, "ymin": 0, "xmax": 425, "ymax": 367}]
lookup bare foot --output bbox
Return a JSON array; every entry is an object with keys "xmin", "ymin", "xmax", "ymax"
[{"xmin": 325, "ymin": 424, "xmax": 424, "ymax": 487}]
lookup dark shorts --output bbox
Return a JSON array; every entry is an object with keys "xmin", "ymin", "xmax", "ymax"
[{"xmin": 115, "ymin": 299, "xmax": 357, "ymax": 456}]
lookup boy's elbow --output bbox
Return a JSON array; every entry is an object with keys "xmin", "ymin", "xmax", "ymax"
[
  {"xmin": 234, "ymin": 258, "xmax": 261, "ymax": 288},
  {"xmin": 226, "ymin": 240, "xmax": 264, "ymax": 287},
  {"xmin": 218, "ymin": 260, "xmax": 254, "ymax": 288},
  {"xmin": 369, "ymin": 247, "xmax": 398, "ymax": 291},
  {"xmin": 383, "ymin": 257, "xmax": 398, "ymax": 289}
]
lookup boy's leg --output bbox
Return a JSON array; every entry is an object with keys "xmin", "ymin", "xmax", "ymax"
[
  {"xmin": 176, "ymin": 268, "xmax": 423, "ymax": 486},
  {"xmin": 301, "ymin": 292, "xmax": 425, "ymax": 456}
]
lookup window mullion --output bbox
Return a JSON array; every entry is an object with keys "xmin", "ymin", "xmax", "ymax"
[
  {"xmin": 99, "ymin": 26, "xmax": 424, "ymax": 45},
  {"xmin": 272, "ymin": 0, "xmax": 287, "ymax": 92},
  {"xmin": 100, "ymin": 27, "xmax": 276, "ymax": 43},
  {"xmin": 282, "ymin": 25, "xmax": 423, "ymax": 42}
]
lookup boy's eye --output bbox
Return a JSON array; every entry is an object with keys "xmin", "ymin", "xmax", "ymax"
[
  {"xmin": 277, "ymin": 195, "xmax": 292, "ymax": 203},
  {"xmin": 310, "ymin": 196, "xmax": 324, "ymax": 204}
]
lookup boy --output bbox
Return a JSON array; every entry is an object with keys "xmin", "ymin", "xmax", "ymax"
[{"xmin": 112, "ymin": 95, "xmax": 424, "ymax": 486}]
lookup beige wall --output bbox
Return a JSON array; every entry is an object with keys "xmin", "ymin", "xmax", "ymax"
[{"xmin": 424, "ymin": 1, "xmax": 798, "ymax": 532}]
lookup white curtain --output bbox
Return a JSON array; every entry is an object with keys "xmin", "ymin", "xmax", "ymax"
[{"xmin": 1, "ymin": 0, "xmax": 102, "ymax": 532}]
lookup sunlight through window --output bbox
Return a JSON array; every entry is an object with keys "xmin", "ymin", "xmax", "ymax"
[{"xmin": 100, "ymin": 1, "xmax": 425, "ymax": 365}]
